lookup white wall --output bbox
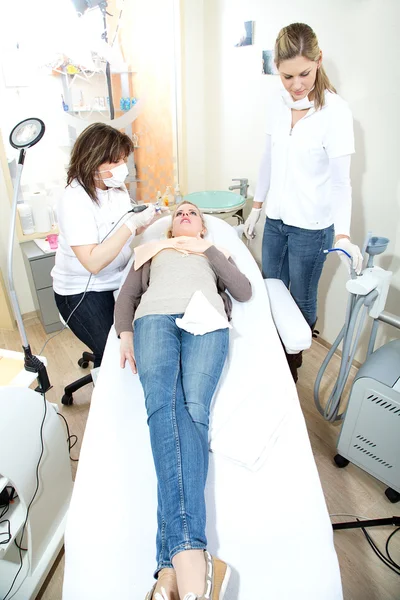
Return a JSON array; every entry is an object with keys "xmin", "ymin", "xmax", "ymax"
[
  {"xmin": 183, "ymin": 0, "xmax": 400, "ymax": 354},
  {"xmin": 0, "ymin": 158, "xmax": 36, "ymax": 315},
  {"xmin": 181, "ymin": 0, "xmax": 207, "ymax": 192}
]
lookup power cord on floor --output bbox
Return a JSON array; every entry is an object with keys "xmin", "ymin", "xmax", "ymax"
[
  {"xmin": 1, "ymin": 392, "xmax": 48, "ymax": 600},
  {"xmin": 57, "ymin": 412, "xmax": 79, "ymax": 462},
  {"xmin": 359, "ymin": 522, "xmax": 400, "ymax": 575},
  {"xmin": 331, "ymin": 514, "xmax": 400, "ymax": 577}
]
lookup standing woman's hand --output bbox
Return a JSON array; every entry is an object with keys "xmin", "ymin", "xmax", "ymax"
[
  {"xmin": 334, "ymin": 237, "xmax": 363, "ymax": 274},
  {"xmin": 244, "ymin": 207, "xmax": 262, "ymax": 239},
  {"xmin": 124, "ymin": 203, "xmax": 157, "ymax": 235}
]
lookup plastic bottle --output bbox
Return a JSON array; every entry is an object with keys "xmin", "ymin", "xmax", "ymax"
[
  {"xmin": 163, "ymin": 186, "xmax": 174, "ymax": 208},
  {"xmin": 17, "ymin": 203, "xmax": 35, "ymax": 234},
  {"xmin": 174, "ymin": 184, "xmax": 182, "ymax": 206},
  {"xmin": 155, "ymin": 191, "xmax": 163, "ymax": 213}
]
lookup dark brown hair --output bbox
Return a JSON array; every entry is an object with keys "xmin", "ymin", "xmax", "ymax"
[
  {"xmin": 275, "ymin": 23, "xmax": 336, "ymax": 110},
  {"xmin": 67, "ymin": 123, "xmax": 134, "ymax": 203}
]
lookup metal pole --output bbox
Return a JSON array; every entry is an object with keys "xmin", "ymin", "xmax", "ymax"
[
  {"xmin": 378, "ymin": 311, "xmax": 400, "ymax": 330},
  {"xmin": 333, "ymin": 516, "xmax": 400, "ymax": 531},
  {"xmin": 101, "ymin": 2, "xmax": 115, "ymax": 120},
  {"xmin": 7, "ymin": 154, "xmax": 29, "ymax": 348}
]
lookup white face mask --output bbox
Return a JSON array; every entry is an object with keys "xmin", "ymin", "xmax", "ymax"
[
  {"xmin": 281, "ymin": 87, "xmax": 314, "ymax": 110},
  {"xmin": 97, "ymin": 163, "xmax": 129, "ymax": 188}
]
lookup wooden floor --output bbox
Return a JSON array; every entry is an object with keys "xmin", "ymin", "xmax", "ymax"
[{"xmin": 1, "ymin": 319, "xmax": 399, "ymax": 600}]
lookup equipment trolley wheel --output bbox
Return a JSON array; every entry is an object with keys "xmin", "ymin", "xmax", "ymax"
[
  {"xmin": 385, "ymin": 487, "xmax": 400, "ymax": 503},
  {"xmin": 334, "ymin": 454, "xmax": 350, "ymax": 468}
]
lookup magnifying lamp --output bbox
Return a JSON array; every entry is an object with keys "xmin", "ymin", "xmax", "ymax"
[{"xmin": 7, "ymin": 118, "xmax": 51, "ymax": 393}]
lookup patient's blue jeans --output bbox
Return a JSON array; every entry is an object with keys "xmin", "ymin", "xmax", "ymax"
[
  {"xmin": 262, "ymin": 218, "xmax": 334, "ymax": 326},
  {"xmin": 134, "ymin": 314, "xmax": 229, "ymax": 574}
]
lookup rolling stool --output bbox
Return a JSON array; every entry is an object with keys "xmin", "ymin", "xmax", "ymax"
[
  {"xmin": 61, "ymin": 351, "xmax": 95, "ymax": 406},
  {"xmin": 59, "ymin": 307, "xmax": 96, "ymax": 406}
]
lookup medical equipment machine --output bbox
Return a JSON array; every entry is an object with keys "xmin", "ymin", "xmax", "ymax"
[
  {"xmin": 315, "ymin": 235, "xmax": 400, "ymax": 503},
  {"xmin": 7, "ymin": 118, "xmax": 51, "ymax": 393},
  {"xmin": 0, "ymin": 389, "xmax": 73, "ymax": 600}
]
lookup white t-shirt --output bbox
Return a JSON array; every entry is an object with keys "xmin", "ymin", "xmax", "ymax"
[
  {"xmin": 256, "ymin": 88, "xmax": 355, "ymax": 233},
  {"xmin": 52, "ymin": 181, "xmax": 133, "ymax": 295}
]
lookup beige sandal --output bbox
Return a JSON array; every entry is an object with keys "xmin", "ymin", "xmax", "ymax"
[
  {"xmin": 145, "ymin": 568, "xmax": 177, "ymax": 600},
  {"xmin": 183, "ymin": 551, "xmax": 231, "ymax": 600}
]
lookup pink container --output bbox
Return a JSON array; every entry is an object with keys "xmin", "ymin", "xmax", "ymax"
[{"xmin": 46, "ymin": 234, "xmax": 59, "ymax": 250}]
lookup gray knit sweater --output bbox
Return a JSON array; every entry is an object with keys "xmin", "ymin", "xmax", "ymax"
[{"xmin": 114, "ymin": 246, "xmax": 252, "ymax": 336}]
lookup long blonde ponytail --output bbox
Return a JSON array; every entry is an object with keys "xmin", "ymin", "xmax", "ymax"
[{"xmin": 274, "ymin": 23, "xmax": 336, "ymax": 110}]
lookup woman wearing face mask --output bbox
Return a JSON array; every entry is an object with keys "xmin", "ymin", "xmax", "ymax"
[
  {"xmin": 52, "ymin": 123, "xmax": 156, "ymax": 368},
  {"xmin": 244, "ymin": 22, "xmax": 363, "ymax": 382}
]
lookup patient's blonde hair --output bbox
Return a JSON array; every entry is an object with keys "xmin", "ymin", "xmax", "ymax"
[{"xmin": 166, "ymin": 201, "xmax": 207, "ymax": 238}]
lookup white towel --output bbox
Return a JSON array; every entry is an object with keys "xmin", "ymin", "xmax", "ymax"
[{"xmin": 176, "ymin": 290, "xmax": 232, "ymax": 336}]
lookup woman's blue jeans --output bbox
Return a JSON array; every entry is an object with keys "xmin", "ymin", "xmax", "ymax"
[
  {"xmin": 134, "ymin": 314, "xmax": 229, "ymax": 573},
  {"xmin": 262, "ymin": 218, "xmax": 334, "ymax": 327}
]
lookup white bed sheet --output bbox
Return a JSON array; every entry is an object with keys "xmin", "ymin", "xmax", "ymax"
[{"xmin": 63, "ymin": 217, "xmax": 343, "ymax": 600}]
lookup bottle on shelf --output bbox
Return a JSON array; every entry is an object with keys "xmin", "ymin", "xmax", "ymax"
[
  {"xmin": 162, "ymin": 186, "xmax": 174, "ymax": 208},
  {"xmin": 174, "ymin": 184, "xmax": 182, "ymax": 206},
  {"xmin": 17, "ymin": 203, "xmax": 35, "ymax": 235}
]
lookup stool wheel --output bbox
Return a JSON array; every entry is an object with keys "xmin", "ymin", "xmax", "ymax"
[{"xmin": 78, "ymin": 358, "xmax": 89, "ymax": 369}]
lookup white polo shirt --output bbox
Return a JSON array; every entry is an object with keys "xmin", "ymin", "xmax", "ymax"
[
  {"xmin": 264, "ymin": 89, "xmax": 355, "ymax": 231},
  {"xmin": 52, "ymin": 181, "xmax": 133, "ymax": 295}
]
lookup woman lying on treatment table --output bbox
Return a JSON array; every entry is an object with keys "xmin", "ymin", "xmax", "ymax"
[{"xmin": 114, "ymin": 202, "xmax": 252, "ymax": 600}]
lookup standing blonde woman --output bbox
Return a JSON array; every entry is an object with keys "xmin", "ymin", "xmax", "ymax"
[{"xmin": 244, "ymin": 23, "xmax": 363, "ymax": 381}]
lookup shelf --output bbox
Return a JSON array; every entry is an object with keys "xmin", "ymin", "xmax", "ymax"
[
  {"xmin": 0, "ymin": 497, "xmax": 25, "ymax": 559},
  {"xmin": 17, "ymin": 227, "xmax": 59, "ymax": 244}
]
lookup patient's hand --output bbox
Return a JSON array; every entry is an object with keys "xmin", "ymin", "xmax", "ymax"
[
  {"xmin": 120, "ymin": 332, "xmax": 137, "ymax": 374},
  {"xmin": 175, "ymin": 234, "xmax": 212, "ymax": 253}
]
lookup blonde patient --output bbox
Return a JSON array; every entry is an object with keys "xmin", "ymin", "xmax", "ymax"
[{"xmin": 114, "ymin": 202, "xmax": 252, "ymax": 599}]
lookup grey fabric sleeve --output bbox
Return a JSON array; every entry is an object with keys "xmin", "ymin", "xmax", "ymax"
[
  {"xmin": 204, "ymin": 246, "xmax": 252, "ymax": 302},
  {"xmin": 114, "ymin": 264, "xmax": 144, "ymax": 336}
]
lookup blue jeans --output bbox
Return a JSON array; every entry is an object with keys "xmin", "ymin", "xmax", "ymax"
[
  {"xmin": 54, "ymin": 290, "xmax": 115, "ymax": 368},
  {"xmin": 134, "ymin": 315, "xmax": 229, "ymax": 573},
  {"xmin": 262, "ymin": 218, "xmax": 334, "ymax": 326}
]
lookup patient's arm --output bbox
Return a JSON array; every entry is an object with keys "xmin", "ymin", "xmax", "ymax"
[
  {"xmin": 114, "ymin": 263, "xmax": 144, "ymax": 337},
  {"xmin": 119, "ymin": 331, "xmax": 137, "ymax": 373},
  {"xmin": 204, "ymin": 246, "xmax": 252, "ymax": 302}
]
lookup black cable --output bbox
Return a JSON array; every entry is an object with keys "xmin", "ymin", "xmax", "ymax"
[
  {"xmin": 0, "ymin": 524, "xmax": 11, "ymax": 546},
  {"xmin": 57, "ymin": 413, "xmax": 79, "ymax": 462},
  {"xmin": 360, "ymin": 524, "xmax": 400, "ymax": 576},
  {"xmin": 385, "ymin": 527, "xmax": 400, "ymax": 570},
  {"xmin": 1, "ymin": 392, "xmax": 48, "ymax": 600}
]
